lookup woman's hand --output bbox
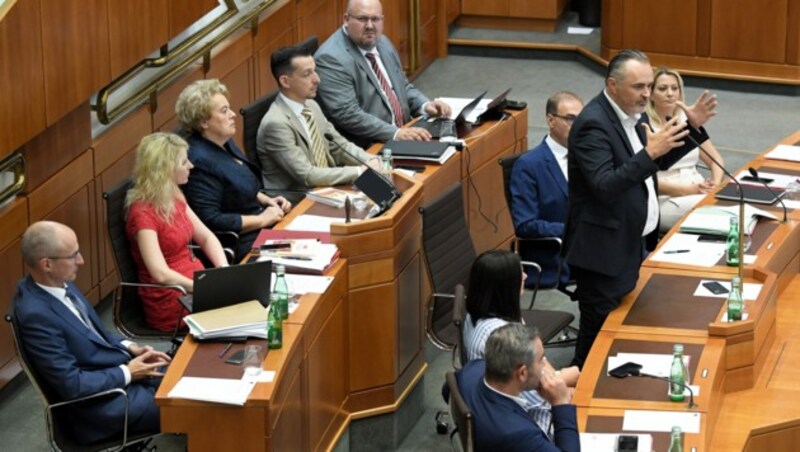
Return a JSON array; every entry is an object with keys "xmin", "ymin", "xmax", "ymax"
[{"xmin": 259, "ymin": 206, "xmax": 285, "ymax": 228}]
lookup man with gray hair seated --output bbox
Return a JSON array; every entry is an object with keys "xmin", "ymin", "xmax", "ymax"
[{"xmin": 456, "ymin": 323, "xmax": 579, "ymax": 451}]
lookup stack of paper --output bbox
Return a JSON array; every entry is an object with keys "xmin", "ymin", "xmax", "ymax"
[
  {"xmin": 679, "ymin": 204, "xmax": 776, "ymax": 236},
  {"xmin": 184, "ymin": 300, "xmax": 267, "ymax": 340},
  {"xmin": 168, "ymin": 377, "xmax": 256, "ymax": 406},
  {"xmin": 269, "ymin": 272, "xmax": 334, "ymax": 296},
  {"xmin": 285, "ymin": 214, "xmax": 350, "ymax": 232},
  {"xmin": 765, "ymin": 144, "xmax": 800, "ymax": 162},
  {"xmin": 258, "ymin": 240, "xmax": 339, "ymax": 275},
  {"xmin": 306, "ymin": 187, "xmax": 368, "ymax": 208}
]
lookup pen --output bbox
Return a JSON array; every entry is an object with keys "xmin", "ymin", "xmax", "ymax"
[
  {"xmin": 664, "ymin": 249, "xmax": 690, "ymax": 254},
  {"xmin": 218, "ymin": 342, "xmax": 233, "ymax": 358}
]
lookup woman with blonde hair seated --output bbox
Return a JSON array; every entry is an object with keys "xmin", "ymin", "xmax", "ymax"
[
  {"xmin": 176, "ymin": 79, "xmax": 291, "ymax": 260},
  {"xmin": 125, "ymin": 132, "xmax": 228, "ymax": 332},
  {"xmin": 646, "ymin": 67, "xmax": 725, "ymax": 232}
]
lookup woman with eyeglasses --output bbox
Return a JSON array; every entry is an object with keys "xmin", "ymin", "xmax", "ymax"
[
  {"xmin": 646, "ymin": 67, "xmax": 725, "ymax": 232},
  {"xmin": 125, "ymin": 132, "xmax": 228, "ymax": 332}
]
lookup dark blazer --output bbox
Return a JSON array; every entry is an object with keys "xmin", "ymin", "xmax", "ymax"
[
  {"xmin": 511, "ymin": 137, "xmax": 570, "ymax": 288},
  {"xmin": 564, "ymin": 91, "xmax": 708, "ymax": 280},
  {"xmin": 457, "ymin": 359, "xmax": 580, "ymax": 452},
  {"xmin": 12, "ymin": 276, "xmax": 160, "ymax": 445},
  {"xmin": 315, "ymin": 27, "xmax": 430, "ymax": 148},
  {"xmin": 183, "ymin": 131, "xmax": 264, "ymax": 259}
]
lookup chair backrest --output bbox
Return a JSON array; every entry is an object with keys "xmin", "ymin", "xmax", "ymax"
[
  {"xmin": 419, "ymin": 183, "xmax": 476, "ymax": 349},
  {"xmin": 103, "ymin": 179, "xmax": 166, "ymax": 339},
  {"xmin": 498, "ymin": 153, "xmax": 524, "ymax": 211},
  {"xmin": 298, "ymin": 34, "xmax": 319, "ymax": 55},
  {"xmin": 446, "ymin": 371, "xmax": 474, "ymax": 452},
  {"xmin": 240, "ymin": 88, "xmax": 279, "ymax": 165},
  {"xmin": 452, "ymin": 284, "xmax": 468, "ymax": 369},
  {"xmin": 4, "ymin": 312, "xmax": 72, "ymax": 448}
]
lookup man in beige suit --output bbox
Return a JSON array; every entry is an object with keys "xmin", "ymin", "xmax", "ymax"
[{"xmin": 257, "ymin": 45, "xmax": 377, "ymax": 194}]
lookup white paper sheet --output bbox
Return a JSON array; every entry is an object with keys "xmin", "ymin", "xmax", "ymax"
[
  {"xmin": 649, "ymin": 233, "xmax": 726, "ymax": 267},
  {"xmin": 693, "ymin": 279, "xmax": 762, "ymax": 300},
  {"xmin": 438, "ymin": 96, "xmax": 493, "ymax": 122},
  {"xmin": 735, "ymin": 170, "xmax": 799, "ymax": 188},
  {"xmin": 765, "ymin": 144, "xmax": 800, "ymax": 162},
  {"xmin": 622, "ymin": 410, "xmax": 701, "ymax": 434},
  {"xmin": 168, "ymin": 376, "xmax": 255, "ymax": 405},
  {"xmin": 269, "ymin": 272, "xmax": 334, "ymax": 296},
  {"xmin": 579, "ymin": 433, "xmax": 652, "ymax": 452},
  {"xmin": 568, "ymin": 26, "xmax": 595, "ymax": 35},
  {"xmin": 285, "ymin": 214, "xmax": 347, "ymax": 232},
  {"xmin": 609, "ymin": 353, "xmax": 690, "ymax": 380}
]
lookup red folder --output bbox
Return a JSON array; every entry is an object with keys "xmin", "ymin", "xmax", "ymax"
[{"xmin": 252, "ymin": 228, "xmax": 332, "ymax": 251}]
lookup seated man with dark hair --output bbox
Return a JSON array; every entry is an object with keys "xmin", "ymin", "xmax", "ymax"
[
  {"xmin": 510, "ymin": 91, "xmax": 583, "ymax": 289},
  {"xmin": 12, "ymin": 221, "xmax": 170, "ymax": 445},
  {"xmin": 257, "ymin": 44, "xmax": 378, "ymax": 194},
  {"xmin": 457, "ymin": 323, "xmax": 579, "ymax": 452}
]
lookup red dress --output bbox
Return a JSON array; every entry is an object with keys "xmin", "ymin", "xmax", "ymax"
[{"xmin": 126, "ymin": 199, "xmax": 203, "ymax": 332}]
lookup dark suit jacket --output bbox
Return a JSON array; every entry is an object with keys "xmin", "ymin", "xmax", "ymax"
[
  {"xmin": 457, "ymin": 359, "xmax": 580, "ymax": 452},
  {"xmin": 511, "ymin": 137, "xmax": 570, "ymax": 288},
  {"xmin": 13, "ymin": 276, "xmax": 160, "ymax": 445},
  {"xmin": 564, "ymin": 91, "xmax": 708, "ymax": 281},
  {"xmin": 315, "ymin": 27, "xmax": 430, "ymax": 148},
  {"xmin": 183, "ymin": 131, "xmax": 264, "ymax": 259}
]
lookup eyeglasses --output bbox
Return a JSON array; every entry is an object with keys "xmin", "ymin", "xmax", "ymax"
[
  {"xmin": 551, "ymin": 113, "xmax": 577, "ymax": 124},
  {"xmin": 349, "ymin": 14, "xmax": 384, "ymax": 24},
  {"xmin": 46, "ymin": 250, "xmax": 81, "ymax": 261}
]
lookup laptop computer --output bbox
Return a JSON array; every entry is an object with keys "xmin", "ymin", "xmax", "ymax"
[
  {"xmin": 181, "ymin": 260, "xmax": 273, "ymax": 313},
  {"xmin": 475, "ymin": 88, "xmax": 512, "ymax": 122},
  {"xmin": 417, "ymin": 91, "xmax": 487, "ymax": 138}
]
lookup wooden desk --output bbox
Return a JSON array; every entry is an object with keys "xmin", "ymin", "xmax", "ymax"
[{"xmin": 578, "ymin": 407, "xmax": 705, "ymax": 451}]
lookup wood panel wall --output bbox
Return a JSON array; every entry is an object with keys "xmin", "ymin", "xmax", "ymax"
[
  {"xmin": 0, "ymin": 0, "xmax": 438, "ymax": 392},
  {"xmin": 602, "ymin": 0, "xmax": 800, "ymax": 83}
]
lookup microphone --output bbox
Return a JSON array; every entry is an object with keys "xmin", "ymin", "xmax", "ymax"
[
  {"xmin": 747, "ymin": 167, "xmax": 787, "ymax": 222},
  {"xmin": 324, "ymin": 132, "xmax": 401, "ymax": 213},
  {"xmin": 667, "ymin": 115, "xmax": 745, "ymax": 277}
]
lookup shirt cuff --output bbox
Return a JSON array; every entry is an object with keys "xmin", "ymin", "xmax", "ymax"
[
  {"xmin": 419, "ymin": 102, "xmax": 430, "ymax": 116},
  {"xmin": 392, "ymin": 128, "xmax": 401, "ymax": 140},
  {"xmin": 120, "ymin": 365, "xmax": 131, "ymax": 386}
]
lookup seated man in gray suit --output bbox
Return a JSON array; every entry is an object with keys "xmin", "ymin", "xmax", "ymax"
[
  {"xmin": 257, "ymin": 45, "xmax": 378, "ymax": 194},
  {"xmin": 314, "ymin": 0, "xmax": 452, "ymax": 149}
]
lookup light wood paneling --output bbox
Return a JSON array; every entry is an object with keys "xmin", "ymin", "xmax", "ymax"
[
  {"xmin": 622, "ymin": 0, "xmax": 697, "ymax": 57},
  {"xmin": 20, "ymin": 103, "xmax": 92, "ymax": 193},
  {"xmin": 461, "ymin": 0, "xmax": 507, "ymax": 16},
  {"xmin": 709, "ymin": 0, "xmax": 788, "ymax": 63},
  {"xmin": 271, "ymin": 366, "xmax": 305, "ymax": 451},
  {"xmin": 786, "ymin": 0, "xmax": 800, "ymax": 65},
  {"xmin": 509, "ymin": 0, "xmax": 566, "ymax": 18},
  {"xmin": 0, "ymin": 198, "xmax": 28, "ymax": 252},
  {"xmin": 217, "ymin": 60, "xmax": 251, "ymax": 149},
  {"xmin": 168, "ymin": 0, "xmax": 218, "ymax": 37},
  {"xmin": 153, "ymin": 67, "xmax": 203, "ymax": 132},
  {"xmin": 40, "ymin": 0, "xmax": 110, "ymax": 125},
  {"xmin": 0, "ymin": 0, "xmax": 45, "ymax": 158},
  {"xmin": 108, "ymin": 0, "xmax": 169, "ymax": 80},
  {"xmin": 348, "ymin": 284, "xmax": 396, "ymax": 391},
  {"xmin": 298, "ymin": 0, "xmax": 339, "ymax": 47},
  {"xmin": 253, "ymin": 0, "xmax": 296, "ymax": 97},
  {"xmin": 92, "ymin": 105, "xmax": 151, "ymax": 176}
]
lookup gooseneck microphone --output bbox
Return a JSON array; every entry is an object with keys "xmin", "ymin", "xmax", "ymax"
[
  {"xmin": 667, "ymin": 115, "xmax": 745, "ymax": 277},
  {"xmin": 747, "ymin": 167, "xmax": 787, "ymax": 223},
  {"xmin": 635, "ymin": 370, "xmax": 696, "ymax": 409}
]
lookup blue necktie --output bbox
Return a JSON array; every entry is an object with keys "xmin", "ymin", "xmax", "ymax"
[{"xmin": 65, "ymin": 290, "xmax": 110, "ymax": 346}]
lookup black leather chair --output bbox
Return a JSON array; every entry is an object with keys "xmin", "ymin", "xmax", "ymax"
[
  {"xmin": 452, "ymin": 284, "xmax": 468, "ymax": 370},
  {"xmin": 419, "ymin": 183, "xmax": 575, "ymax": 349},
  {"xmin": 446, "ymin": 371, "xmax": 474, "ymax": 452},
  {"xmin": 103, "ymin": 179, "xmax": 188, "ymax": 341},
  {"xmin": 5, "ymin": 311, "xmax": 159, "ymax": 452},
  {"xmin": 498, "ymin": 153, "xmax": 577, "ymax": 306}
]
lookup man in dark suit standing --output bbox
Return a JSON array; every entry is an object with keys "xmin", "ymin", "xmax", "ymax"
[
  {"xmin": 457, "ymin": 323, "xmax": 579, "ymax": 452},
  {"xmin": 12, "ymin": 221, "xmax": 170, "ymax": 445},
  {"xmin": 564, "ymin": 49, "xmax": 718, "ymax": 368},
  {"xmin": 314, "ymin": 0, "xmax": 452, "ymax": 148},
  {"xmin": 511, "ymin": 91, "xmax": 583, "ymax": 289}
]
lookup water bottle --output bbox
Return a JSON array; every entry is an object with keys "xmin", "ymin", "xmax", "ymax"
[
  {"xmin": 267, "ymin": 294, "xmax": 282, "ymax": 349},
  {"xmin": 668, "ymin": 426, "xmax": 683, "ymax": 452},
  {"xmin": 726, "ymin": 216, "xmax": 739, "ymax": 266},
  {"xmin": 273, "ymin": 264, "xmax": 289, "ymax": 320},
  {"xmin": 380, "ymin": 147, "xmax": 393, "ymax": 176},
  {"xmin": 727, "ymin": 275, "xmax": 743, "ymax": 322},
  {"xmin": 669, "ymin": 344, "xmax": 688, "ymax": 402}
]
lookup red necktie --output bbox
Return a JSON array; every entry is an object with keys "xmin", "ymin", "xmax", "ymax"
[{"xmin": 365, "ymin": 52, "xmax": 405, "ymax": 127}]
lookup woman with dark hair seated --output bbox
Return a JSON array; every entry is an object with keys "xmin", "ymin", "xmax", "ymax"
[
  {"xmin": 176, "ymin": 79, "xmax": 292, "ymax": 260},
  {"xmin": 464, "ymin": 249, "xmax": 580, "ymax": 386}
]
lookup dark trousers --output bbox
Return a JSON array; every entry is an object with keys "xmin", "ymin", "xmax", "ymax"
[{"xmin": 570, "ymin": 265, "xmax": 640, "ymax": 369}]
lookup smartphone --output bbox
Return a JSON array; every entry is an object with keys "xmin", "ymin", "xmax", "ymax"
[
  {"xmin": 697, "ymin": 234, "xmax": 726, "ymax": 243},
  {"xmin": 617, "ymin": 434, "xmax": 638, "ymax": 452},
  {"xmin": 703, "ymin": 281, "xmax": 729, "ymax": 295},
  {"xmin": 225, "ymin": 349, "xmax": 246, "ymax": 365},
  {"xmin": 741, "ymin": 175, "xmax": 774, "ymax": 184},
  {"xmin": 261, "ymin": 242, "xmax": 291, "ymax": 251},
  {"xmin": 608, "ymin": 362, "xmax": 642, "ymax": 378},
  {"xmin": 396, "ymin": 164, "xmax": 426, "ymax": 173}
]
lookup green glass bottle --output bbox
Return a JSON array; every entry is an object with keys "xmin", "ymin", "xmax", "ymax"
[
  {"xmin": 668, "ymin": 426, "xmax": 683, "ymax": 452},
  {"xmin": 727, "ymin": 275, "xmax": 743, "ymax": 322},
  {"xmin": 726, "ymin": 216, "xmax": 739, "ymax": 266},
  {"xmin": 669, "ymin": 344, "xmax": 687, "ymax": 402},
  {"xmin": 273, "ymin": 264, "xmax": 289, "ymax": 320},
  {"xmin": 267, "ymin": 294, "xmax": 282, "ymax": 350}
]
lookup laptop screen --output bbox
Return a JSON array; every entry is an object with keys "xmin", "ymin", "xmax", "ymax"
[{"xmin": 190, "ymin": 260, "xmax": 273, "ymax": 313}]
